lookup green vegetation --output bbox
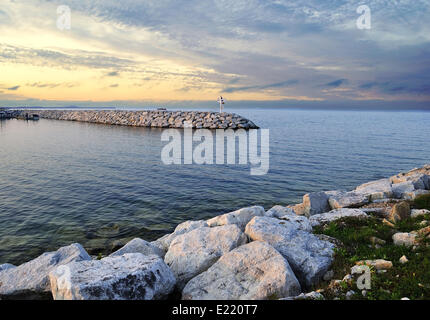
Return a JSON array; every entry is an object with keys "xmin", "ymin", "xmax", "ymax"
[
  {"xmin": 413, "ymin": 194, "xmax": 430, "ymax": 210},
  {"xmin": 313, "ymin": 213, "xmax": 430, "ymax": 300}
]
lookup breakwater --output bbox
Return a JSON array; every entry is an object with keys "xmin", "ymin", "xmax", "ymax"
[{"xmin": 12, "ymin": 110, "xmax": 259, "ymax": 129}]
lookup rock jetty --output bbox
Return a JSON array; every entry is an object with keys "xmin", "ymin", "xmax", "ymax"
[
  {"xmin": 10, "ymin": 110, "xmax": 259, "ymax": 130},
  {"xmin": 1, "ymin": 164, "xmax": 429, "ymax": 300}
]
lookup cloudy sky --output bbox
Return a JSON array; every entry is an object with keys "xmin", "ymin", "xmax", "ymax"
[{"xmin": 0, "ymin": 0, "xmax": 429, "ymax": 109}]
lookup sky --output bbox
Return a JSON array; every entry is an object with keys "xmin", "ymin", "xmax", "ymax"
[{"xmin": 0, "ymin": 0, "xmax": 429, "ymax": 110}]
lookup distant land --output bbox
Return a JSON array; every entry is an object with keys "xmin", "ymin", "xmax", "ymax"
[{"xmin": 1, "ymin": 99, "xmax": 430, "ymax": 112}]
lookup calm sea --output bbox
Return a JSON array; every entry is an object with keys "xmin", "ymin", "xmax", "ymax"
[{"xmin": 1, "ymin": 108, "xmax": 430, "ymax": 264}]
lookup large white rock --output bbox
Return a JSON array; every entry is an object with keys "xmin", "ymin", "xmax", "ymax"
[
  {"xmin": 151, "ymin": 220, "xmax": 208, "ymax": 253},
  {"xmin": 280, "ymin": 291, "xmax": 324, "ymax": 300},
  {"xmin": 182, "ymin": 241, "xmax": 301, "ymax": 300},
  {"xmin": 110, "ymin": 238, "xmax": 164, "ymax": 258},
  {"xmin": 302, "ymin": 192, "xmax": 331, "ymax": 217},
  {"xmin": 355, "ymin": 178, "xmax": 393, "ymax": 201},
  {"xmin": 402, "ymin": 190, "xmax": 430, "ymax": 200},
  {"xmin": 0, "ymin": 243, "xmax": 91, "ymax": 298},
  {"xmin": 207, "ymin": 206, "xmax": 265, "ymax": 230},
  {"xmin": 392, "ymin": 233, "xmax": 417, "ymax": 247},
  {"xmin": 309, "ymin": 209, "xmax": 369, "ymax": 227},
  {"xmin": 411, "ymin": 209, "xmax": 430, "ymax": 218},
  {"xmin": 325, "ymin": 191, "xmax": 370, "ymax": 209},
  {"xmin": 265, "ymin": 205, "xmax": 295, "ymax": 218},
  {"xmin": 390, "ymin": 173, "xmax": 429, "ymax": 190},
  {"xmin": 0, "ymin": 263, "xmax": 15, "ymax": 272},
  {"xmin": 49, "ymin": 253, "xmax": 175, "ymax": 300},
  {"xmin": 245, "ymin": 216, "xmax": 334, "ymax": 288},
  {"xmin": 392, "ymin": 181, "xmax": 416, "ymax": 199},
  {"xmin": 265, "ymin": 206, "xmax": 312, "ymax": 232},
  {"xmin": 164, "ymin": 225, "xmax": 247, "ymax": 289}
]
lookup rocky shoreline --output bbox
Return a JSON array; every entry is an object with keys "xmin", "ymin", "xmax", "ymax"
[
  {"xmin": 1, "ymin": 164, "xmax": 429, "ymax": 300},
  {"xmin": 6, "ymin": 109, "xmax": 259, "ymax": 130}
]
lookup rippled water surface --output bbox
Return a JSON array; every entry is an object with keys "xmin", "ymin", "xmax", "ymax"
[{"xmin": 1, "ymin": 108, "xmax": 430, "ymax": 264}]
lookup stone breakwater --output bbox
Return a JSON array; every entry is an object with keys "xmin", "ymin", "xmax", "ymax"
[
  {"xmin": 1, "ymin": 164, "xmax": 429, "ymax": 300},
  {"xmin": 17, "ymin": 110, "xmax": 259, "ymax": 129}
]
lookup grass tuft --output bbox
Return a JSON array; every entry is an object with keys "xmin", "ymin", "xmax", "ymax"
[
  {"xmin": 413, "ymin": 194, "xmax": 430, "ymax": 210},
  {"xmin": 313, "ymin": 214, "xmax": 430, "ymax": 300}
]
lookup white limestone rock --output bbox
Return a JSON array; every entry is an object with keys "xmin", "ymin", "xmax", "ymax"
[
  {"xmin": 0, "ymin": 243, "xmax": 91, "ymax": 298},
  {"xmin": 393, "ymin": 233, "xmax": 417, "ymax": 247},
  {"xmin": 49, "ymin": 253, "xmax": 175, "ymax": 300},
  {"xmin": 207, "ymin": 206, "xmax": 265, "ymax": 230},
  {"xmin": 355, "ymin": 178, "xmax": 393, "ymax": 201},
  {"xmin": 289, "ymin": 203, "xmax": 306, "ymax": 216},
  {"xmin": 110, "ymin": 238, "xmax": 165, "ymax": 258},
  {"xmin": 265, "ymin": 206, "xmax": 312, "ymax": 232},
  {"xmin": 325, "ymin": 191, "xmax": 370, "ymax": 209},
  {"xmin": 151, "ymin": 220, "xmax": 208, "ymax": 253},
  {"xmin": 0, "ymin": 264, "xmax": 15, "ymax": 272},
  {"xmin": 390, "ymin": 173, "xmax": 429, "ymax": 190},
  {"xmin": 164, "ymin": 225, "xmax": 247, "ymax": 289},
  {"xmin": 309, "ymin": 209, "xmax": 369, "ymax": 227},
  {"xmin": 411, "ymin": 209, "xmax": 430, "ymax": 218},
  {"xmin": 302, "ymin": 192, "xmax": 331, "ymax": 217},
  {"xmin": 392, "ymin": 181, "xmax": 416, "ymax": 199},
  {"xmin": 245, "ymin": 216, "xmax": 334, "ymax": 288},
  {"xmin": 281, "ymin": 291, "xmax": 324, "ymax": 300},
  {"xmin": 182, "ymin": 241, "xmax": 301, "ymax": 300},
  {"xmin": 402, "ymin": 190, "xmax": 430, "ymax": 200},
  {"xmin": 265, "ymin": 205, "xmax": 295, "ymax": 218}
]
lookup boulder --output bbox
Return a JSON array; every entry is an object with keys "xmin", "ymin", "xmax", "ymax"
[
  {"xmin": 182, "ymin": 241, "xmax": 301, "ymax": 300},
  {"xmin": 280, "ymin": 291, "xmax": 324, "ymax": 300},
  {"xmin": 402, "ymin": 190, "xmax": 430, "ymax": 200},
  {"xmin": 361, "ymin": 207, "xmax": 388, "ymax": 215},
  {"xmin": 315, "ymin": 234, "xmax": 343, "ymax": 248},
  {"xmin": 309, "ymin": 209, "xmax": 368, "ymax": 227},
  {"xmin": 392, "ymin": 182, "xmax": 415, "ymax": 199},
  {"xmin": 151, "ymin": 220, "xmax": 208, "ymax": 253},
  {"xmin": 110, "ymin": 238, "xmax": 164, "ymax": 258},
  {"xmin": 302, "ymin": 192, "xmax": 331, "ymax": 217},
  {"xmin": 401, "ymin": 164, "xmax": 430, "ymax": 178},
  {"xmin": 207, "ymin": 206, "xmax": 265, "ymax": 230},
  {"xmin": 0, "ymin": 264, "xmax": 15, "ymax": 272},
  {"xmin": 417, "ymin": 226, "xmax": 430, "ymax": 237},
  {"xmin": 0, "ymin": 243, "xmax": 91, "ymax": 299},
  {"xmin": 245, "ymin": 216, "xmax": 334, "ymax": 288},
  {"xmin": 355, "ymin": 179, "xmax": 393, "ymax": 201},
  {"xmin": 164, "ymin": 225, "xmax": 247, "ymax": 289},
  {"xmin": 265, "ymin": 205, "xmax": 295, "ymax": 218},
  {"xmin": 325, "ymin": 191, "xmax": 369, "ymax": 209},
  {"xmin": 356, "ymin": 259, "xmax": 393, "ymax": 270},
  {"xmin": 393, "ymin": 233, "xmax": 417, "ymax": 247},
  {"xmin": 411, "ymin": 209, "xmax": 430, "ymax": 218},
  {"xmin": 388, "ymin": 202, "xmax": 410, "ymax": 223},
  {"xmin": 49, "ymin": 253, "xmax": 175, "ymax": 300},
  {"xmin": 390, "ymin": 173, "xmax": 429, "ymax": 190},
  {"xmin": 290, "ymin": 203, "xmax": 306, "ymax": 216},
  {"xmin": 265, "ymin": 206, "xmax": 312, "ymax": 232}
]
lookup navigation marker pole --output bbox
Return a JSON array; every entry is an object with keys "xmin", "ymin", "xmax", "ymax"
[{"xmin": 217, "ymin": 96, "xmax": 225, "ymax": 113}]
